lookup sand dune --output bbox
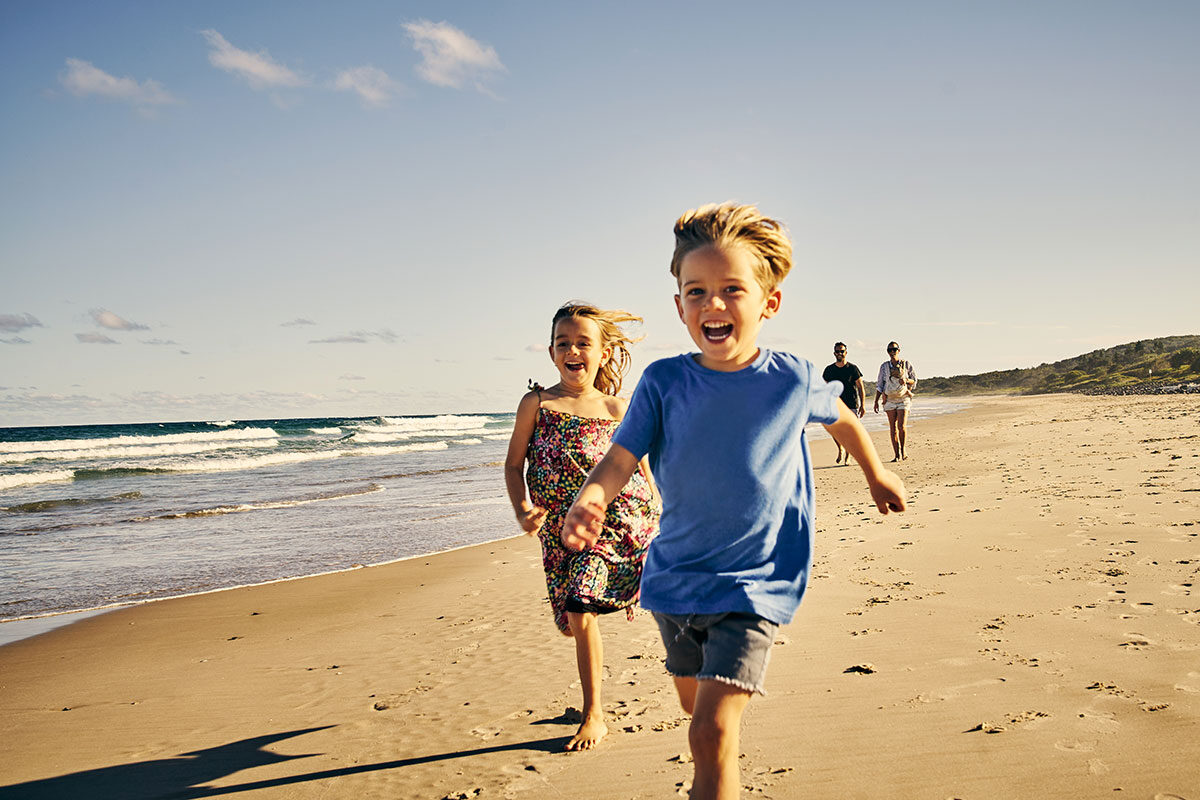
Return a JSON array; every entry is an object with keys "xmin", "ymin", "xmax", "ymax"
[{"xmin": 1, "ymin": 394, "xmax": 1196, "ymax": 799}]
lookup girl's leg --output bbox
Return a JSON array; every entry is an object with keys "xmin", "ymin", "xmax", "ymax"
[
  {"xmin": 565, "ymin": 610, "xmax": 607, "ymax": 751},
  {"xmin": 886, "ymin": 409, "xmax": 901, "ymax": 461},
  {"xmin": 688, "ymin": 679, "xmax": 753, "ymax": 800},
  {"xmin": 895, "ymin": 407, "xmax": 909, "ymax": 459}
]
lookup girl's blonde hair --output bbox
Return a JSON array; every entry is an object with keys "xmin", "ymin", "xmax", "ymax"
[
  {"xmin": 550, "ymin": 302, "xmax": 642, "ymax": 396},
  {"xmin": 670, "ymin": 202, "xmax": 793, "ymax": 293}
]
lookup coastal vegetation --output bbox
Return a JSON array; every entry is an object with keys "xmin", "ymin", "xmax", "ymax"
[{"xmin": 921, "ymin": 335, "xmax": 1200, "ymax": 395}]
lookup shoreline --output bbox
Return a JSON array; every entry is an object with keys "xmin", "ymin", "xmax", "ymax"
[
  {"xmin": 0, "ymin": 397, "xmax": 973, "ymax": 639},
  {"xmin": 2, "ymin": 393, "xmax": 1196, "ymax": 798},
  {"xmin": 0, "ymin": 533, "xmax": 523, "ymax": 648}
]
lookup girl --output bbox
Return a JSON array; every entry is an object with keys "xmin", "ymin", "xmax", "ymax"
[{"xmin": 504, "ymin": 302, "xmax": 660, "ymax": 752}]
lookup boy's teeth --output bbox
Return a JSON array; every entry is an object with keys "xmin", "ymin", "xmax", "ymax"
[{"xmin": 702, "ymin": 321, "xmax": 733, "ymax": 341}]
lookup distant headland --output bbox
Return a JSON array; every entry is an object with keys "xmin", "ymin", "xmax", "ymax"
[{"xmin": 922, "ymin": 335, "xmax": 1200, "ymax": 395}]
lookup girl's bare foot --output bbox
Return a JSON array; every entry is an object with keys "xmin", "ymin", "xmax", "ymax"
[{"xmin": 565, "ymin": 714, "xmax": 608, "ymax": 751}]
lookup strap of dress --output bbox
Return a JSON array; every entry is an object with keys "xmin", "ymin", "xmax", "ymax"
[{"xmin": 528, "ymin": 378, "xmax": 545, "ymax": 406}]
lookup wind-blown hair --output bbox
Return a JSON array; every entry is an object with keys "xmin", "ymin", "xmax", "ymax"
[
  {"xmin": 670, "ymin": 202, "xmax": 793, "ymax": 293},
  {"xmin": 550, "ymin": 302, "xmax": 643, "ymax": 396}
]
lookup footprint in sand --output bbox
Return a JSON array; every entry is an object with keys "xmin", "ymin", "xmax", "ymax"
[
  {"xmin": 1119, "ymin": 634, "xmax": 1154, "ymax": 649},
  {"xmin": 1174, "ymin": 672, "xmax": 1200, "ymax": 694},
  {"xmin": 1077, "ymin": 708, "xmax": 1120, "ymax": 736},
  {"xmin": 469, "ymin": 724, "xmax": 503, "ymax": 740},
  {"xmin": 441, "ymin": 789, "xmax": 483, "ymax": 800},
  {"xmin": 964, "ymin": 710, "xmax": 1050, "ymax": 734},
  {"xmin": 1054, "ymin": 739, "xmax": 1097, "ymax": 752},
  {"xmin": 912, "ymin": 677, "xmax": 1006, "ymax": 704}
]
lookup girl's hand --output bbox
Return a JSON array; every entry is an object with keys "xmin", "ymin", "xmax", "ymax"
[
  {"xmin": 516, "ymin": 504, "xmax": 548, "ymax": 534},
  {"xmin": 561, "ymin": 500, "xmax": 605, "ymax": 551}
]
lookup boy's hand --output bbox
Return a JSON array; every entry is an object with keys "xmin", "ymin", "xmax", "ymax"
[
  {"xmin": 561, "ymin": 500, "xmax": 605, "ymax": 551},
  {"xmin": 516, "ymin": 504, "xmax": 548, "ymax": 534},
  {"xmin": 869, "ymin": 469, "xmax": 907, "ymax": 514}
]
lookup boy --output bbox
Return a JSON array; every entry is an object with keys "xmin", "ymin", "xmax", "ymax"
[{"xmin": 562, "ymin": 203, "xmax": 906, "ymax": 799}]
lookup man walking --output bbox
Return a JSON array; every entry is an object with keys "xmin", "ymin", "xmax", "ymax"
[{"xmin": 822, "ymin": 342, "xmax": 865, "ymax": 464}]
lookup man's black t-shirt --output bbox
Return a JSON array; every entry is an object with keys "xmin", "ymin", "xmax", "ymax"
[{"xmin": 822, "ymin": 362, "xmax": 864, "ymax": 410}]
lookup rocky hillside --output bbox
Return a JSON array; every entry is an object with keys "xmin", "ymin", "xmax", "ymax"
[{"xmin": 920, "ymin": 335, "xmax": 1200, "ymax": 395}]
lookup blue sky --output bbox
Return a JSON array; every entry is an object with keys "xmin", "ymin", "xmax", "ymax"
[{"xmin": 2, "ymin": 1, "xmax": 1197, "ymax": 426}]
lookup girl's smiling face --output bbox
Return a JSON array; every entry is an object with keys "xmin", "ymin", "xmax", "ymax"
[
  {"xmin": 549, "ymin": 316, "xmax": 610, "ymax": 392},
  {"xmin": 674, "ymin": 244, "xmax": 781, "ymax": 372}
]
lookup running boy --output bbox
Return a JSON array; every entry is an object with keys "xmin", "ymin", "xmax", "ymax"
[{"xmin": 562, "ymin": 203, "xmax": 906, "ymax": 799}]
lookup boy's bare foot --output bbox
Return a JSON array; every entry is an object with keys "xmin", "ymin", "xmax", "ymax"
[{"xmin": 565, "ymin": 714, "xmax": 608, "ymax": 751}]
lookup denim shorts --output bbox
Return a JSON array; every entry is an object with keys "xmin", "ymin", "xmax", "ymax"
[{"xmin": 653, "ymin": 611, "xmax": 778, "ymax": 695}]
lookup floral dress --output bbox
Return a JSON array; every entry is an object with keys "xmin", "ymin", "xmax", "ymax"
[{"xmin": 526, "ymin": 407, "xmax": 660, "ymax": 634}]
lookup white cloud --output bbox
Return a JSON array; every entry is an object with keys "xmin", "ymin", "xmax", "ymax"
[
  {"xmin": 76, "ymin": 332, "xmax": 119, "ymax": 344},
  {"xmin": 90, "ymin": 308, "xmax": 149, "ymax": 331},
  {"xmin": 281, "ymin": 318, "xmax": 317, "ymax": 327},
  {"xmin": 2, "ymin": 337, "xmax": 32, "ymax": 345},
  {"xmin": 310, "ymin": 329, "xmax": 398, "ymax": 345},
  {"xmin": 339, "ymin": 373, "xmax": 366, "ymax": 381},
  {"xmin": 141, "ymin": 338, "xmax": 179, "ymax": 346},
  {"xmin": 311, "ymin": 334, "xmax": 368, "ymax": 344},
  {"xmin": 0, "ymin": 313, "xmax": 43, "ymax": 333},
  {"xmin": 334, "ymin": 66, "xmax": 400, "ymax": 107},
  {"xmin": 200, "ymin": 29, "xmax": 306, "ymax": 90},
  {"xmin": 403, "ymin": 20, "xmax": 504, "ymax": 91},
  {"xmin": 366, "ymin": 329, "xmax": 399, "ymax": 344},
  {"xmin": 60, "ymin": 59, "xmax": 176, "ymax": 106}
]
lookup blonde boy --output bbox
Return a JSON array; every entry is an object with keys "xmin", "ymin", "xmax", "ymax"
[{"xmin": 562, "ymin": 203, "xmax": 906, "ymax": 799}]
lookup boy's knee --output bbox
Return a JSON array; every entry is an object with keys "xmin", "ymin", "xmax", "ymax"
[{"xmin": 687, "ymin": 712, "xmax": 735, "ymax": 757}]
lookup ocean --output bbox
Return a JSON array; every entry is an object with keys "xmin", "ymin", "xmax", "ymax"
[{"xmin": 0, "ymin": 400, "xmax": 966, "ymax": 643}]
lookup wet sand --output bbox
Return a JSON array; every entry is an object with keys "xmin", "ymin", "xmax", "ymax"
[{"xmin": 1, "ymin": 394, "xmax": 1197, "ymax": 799}]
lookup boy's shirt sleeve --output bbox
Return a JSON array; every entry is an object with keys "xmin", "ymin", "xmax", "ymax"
[
  {"xmin": 612, "ymin": 367, "xmax": 661, "ymax": 460},
  {"xmin": 807, "ymin": 360, "xmax": 843, "ymax": 426}
]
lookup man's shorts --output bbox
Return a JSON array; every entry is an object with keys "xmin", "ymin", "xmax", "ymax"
[{"xmin": 652, "ymin": 611, "xmax": 778, "ymax": 695}]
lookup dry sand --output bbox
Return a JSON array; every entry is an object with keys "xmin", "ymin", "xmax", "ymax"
[{"xmin": 1, "ymin": 394, "xmax": 1197, "ymax": 799}]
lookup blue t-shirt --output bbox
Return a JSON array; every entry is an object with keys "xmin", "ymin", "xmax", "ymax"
[{"xmin": 612, "ymin": 349, "xmax": 842, "ymax": 624}]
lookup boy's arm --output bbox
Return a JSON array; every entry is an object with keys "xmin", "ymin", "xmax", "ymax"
[
  {"xmin": 823, "ymin": 403, "xmax": 906, "ymax": 513},
  {"xmin": 562, "ymin": 443, "xmax": 641, "ymax": 551}
]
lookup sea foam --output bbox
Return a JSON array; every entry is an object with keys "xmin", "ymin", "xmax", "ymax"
[{"xmin": 0, "ymin": 427, "xmax": 279, "ymax": 455}]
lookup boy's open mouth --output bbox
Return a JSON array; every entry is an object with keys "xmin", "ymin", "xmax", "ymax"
[{"xmin": 701, "ymin": 321, "xmax": 733, "ymax": 343}]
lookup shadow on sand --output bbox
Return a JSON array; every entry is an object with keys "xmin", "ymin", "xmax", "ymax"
[{"xmin": 0, "ymin": 726, "xmax": 569, "ymax": 799}]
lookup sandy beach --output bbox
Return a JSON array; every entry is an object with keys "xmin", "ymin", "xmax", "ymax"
[{"xmin": 1, "ymin": 393, "xmax": 1197, "ymax": 799}]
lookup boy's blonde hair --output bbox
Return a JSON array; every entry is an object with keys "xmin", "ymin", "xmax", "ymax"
[
  {"xmin": 550, "ymin": 302, "xmax": 643, "ymax": 396},
  {"xmin": 670, "ymin": 203, "xmax": 793, "ymax": 293}
]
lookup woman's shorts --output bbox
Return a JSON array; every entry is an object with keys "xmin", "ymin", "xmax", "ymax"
[
  {"xmin": 653, "ymin": 611, "xmax": 777, "ymax": 695},
  {"xmin": 882, "ymin": 397, "xmax": 912, "ymax": 412}
]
